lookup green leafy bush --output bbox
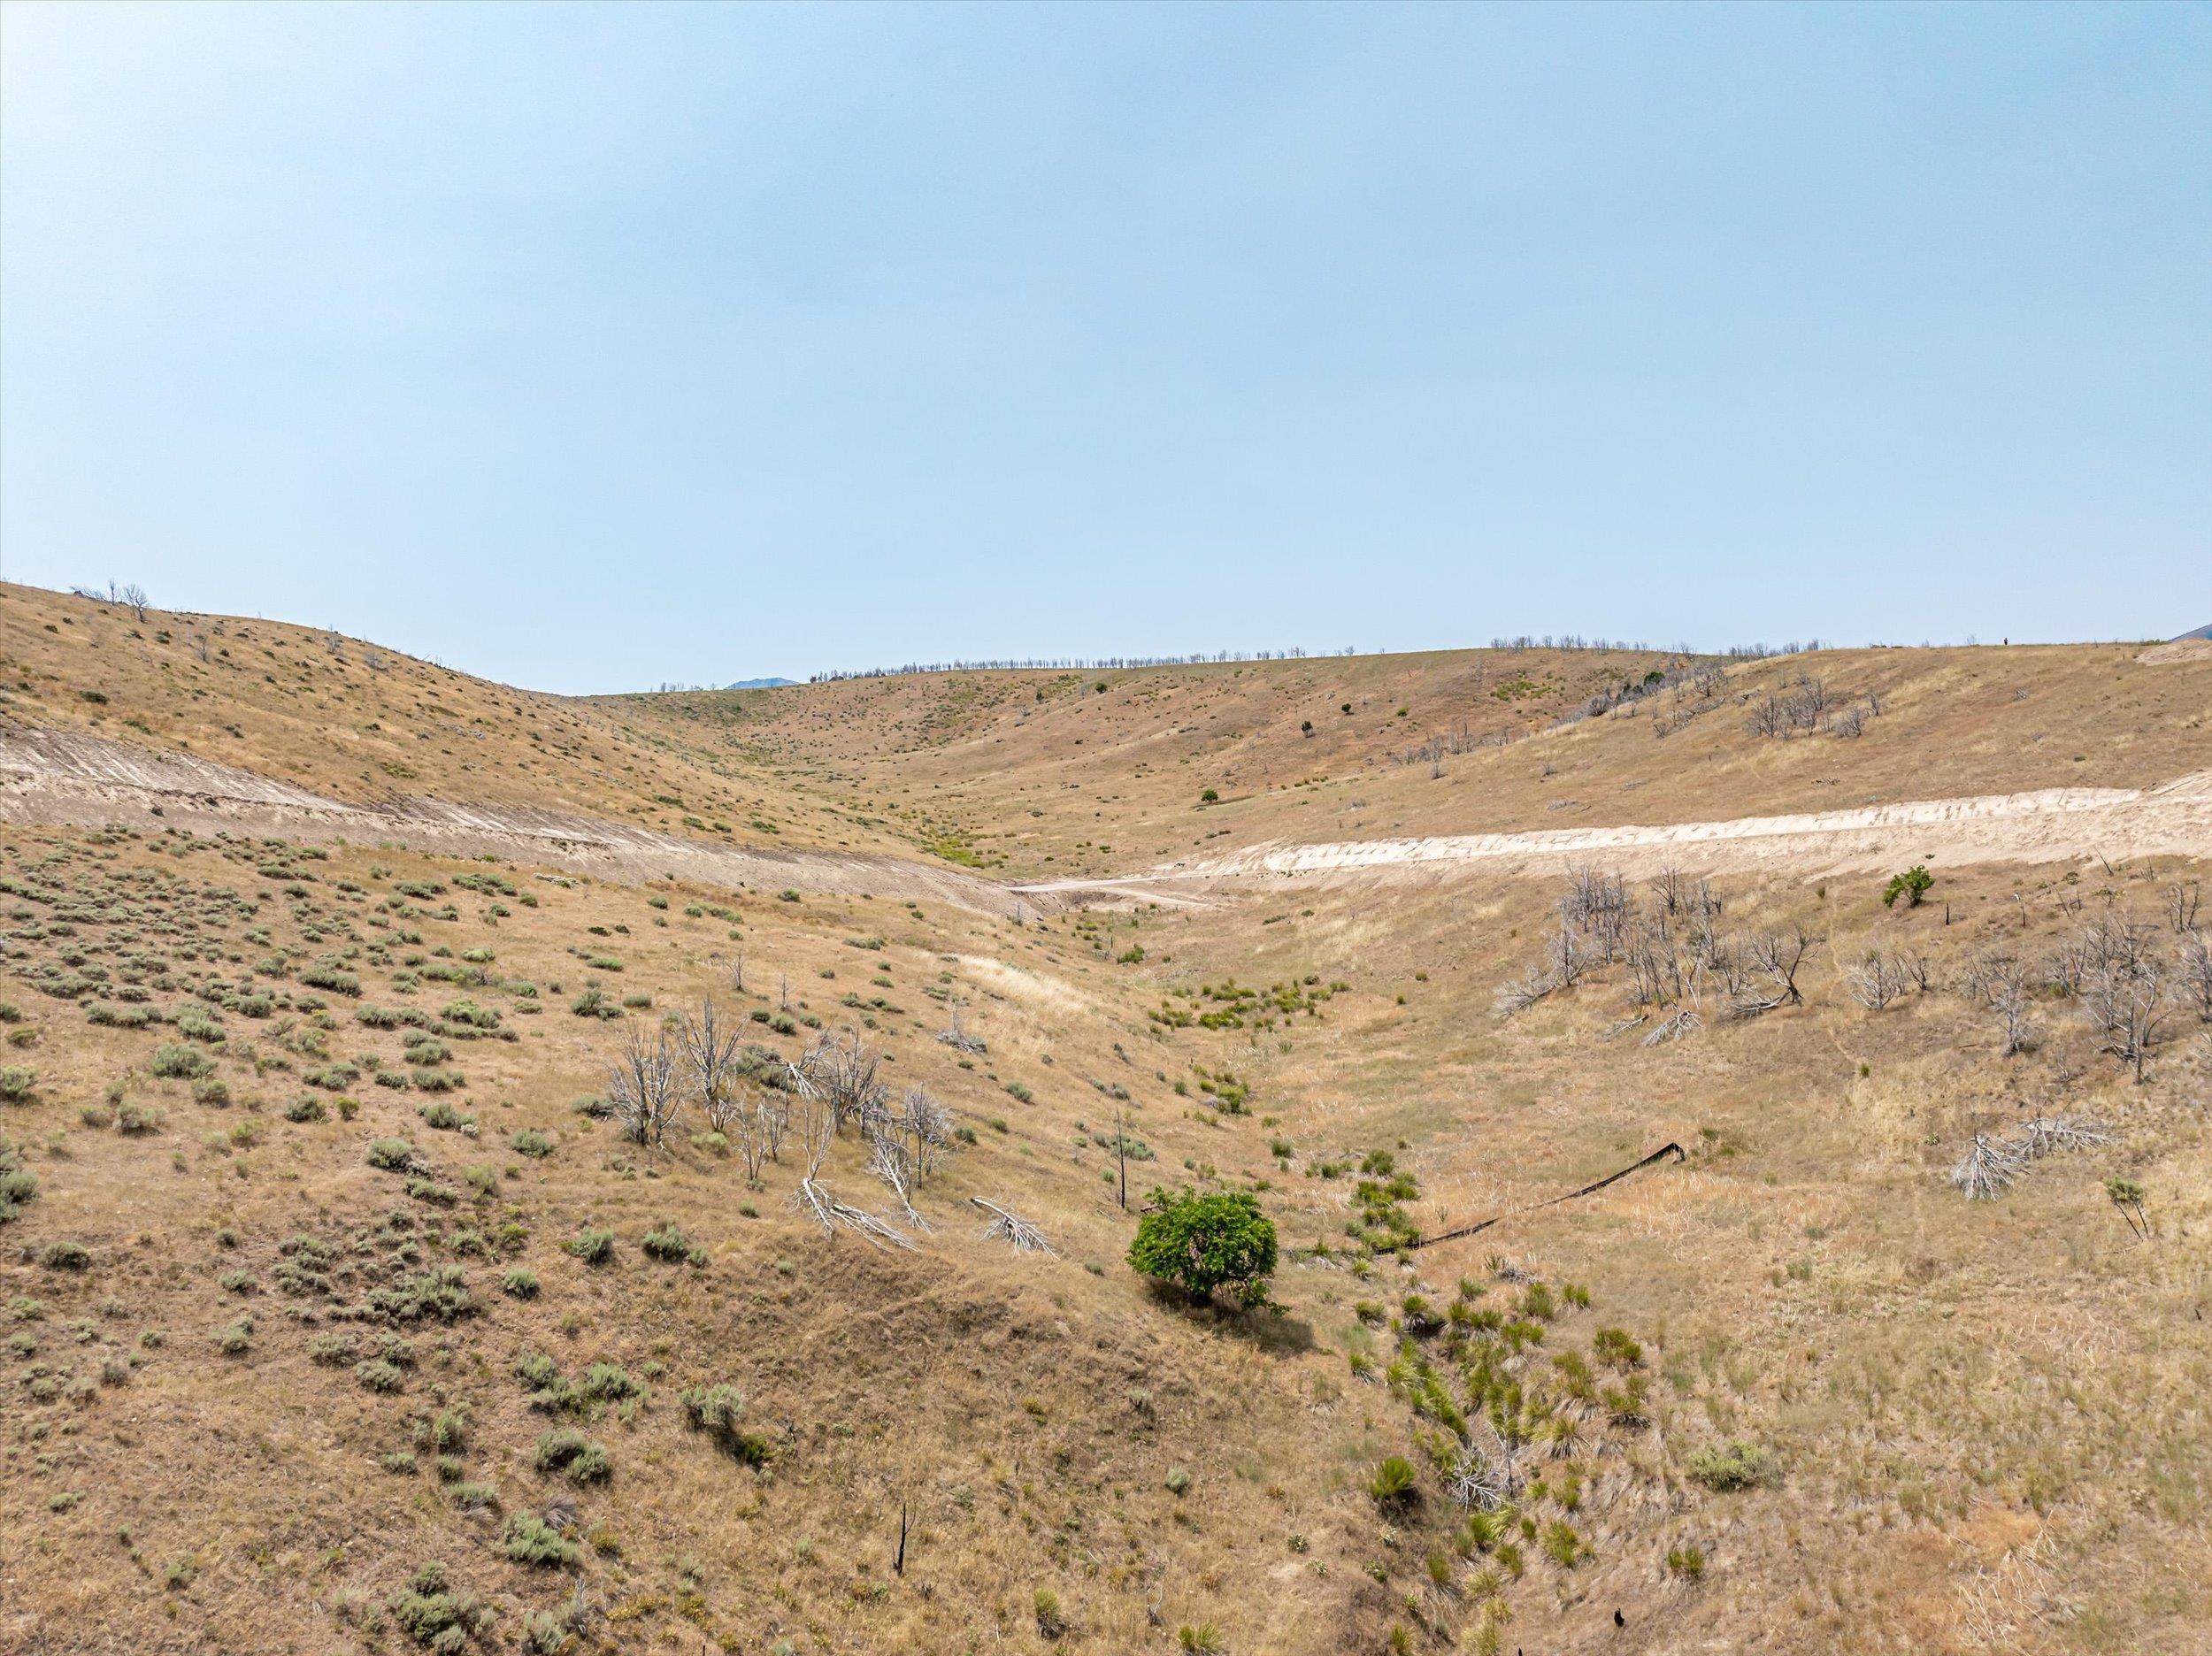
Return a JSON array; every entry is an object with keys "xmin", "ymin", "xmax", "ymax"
[
  {"xmin": 1127, "ymin": 1188, "xmax": 1278, "ymax": 1307},
  {"xmin": 1882, "ymin": 865, "xmax": 1933, "ymax": 908},
  {"xmin": 354, "ymin": 1358, "xmax": 406, "ymax": 1393},
  {"xmin": 0, "ymin": 1139, "xmax": 38, "ymax": 1224}
]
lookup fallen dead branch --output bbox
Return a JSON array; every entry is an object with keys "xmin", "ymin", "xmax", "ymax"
[
  {"xmin": 971, "ymin": 1197, "xmax": 1054, "ymax": 1255},
  {"xmin": 1948, "ymin": 1114, "xmax": 2110, "ymax": 1200},
  {"xmin": 793, "ymin": 1177, "xmax": 916, "ymax": 1248},
  {"xmin": 1410, "ymin": 1143, "xmax": 1685, "ymax": 1251}
]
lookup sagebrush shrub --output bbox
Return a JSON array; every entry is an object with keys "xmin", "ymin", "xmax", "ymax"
[
  {"xmin": 681, "ymin": 1383, "xmax": 771, "ymax": 1462},
  {"xmin": 1686, "ymin": 1441, "xmax": 1781, "ymax": 1491},
  {"xmin": 149, "ymin": 1045, "xmax": 211, "ymax": 1080},
  {"xmin": 565, "ymin": 1227, "xmax": 614, "ymax": 1265},
  {"xmin": 504, "ymin": 1514, "xmax": 580, "ymax": 1568},
  {"xmin": 354, "ymin": 1358, "xmax": 406, "ymax": 1393},
  {"xmin": 532, "ymin": 1429, "xmax": 610, "ymax": 1485}
]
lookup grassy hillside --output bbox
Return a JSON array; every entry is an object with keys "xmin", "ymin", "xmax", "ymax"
[
  {"xmin": 605, "ymin": 644, "xmax": 2212, "ymax": 880},
  {"xmin": 0, "ymin": 582, "xmax": 892, "ymax": 859},
  {"xmin": 1, "ymin": 589, "xmax": 2208, "ymax": 1655}
]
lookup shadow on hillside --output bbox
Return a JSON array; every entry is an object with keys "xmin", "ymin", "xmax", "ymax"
[{"xmin": 1143, "ymin": 1282, "xmax": 1317, "ymax": 1355}]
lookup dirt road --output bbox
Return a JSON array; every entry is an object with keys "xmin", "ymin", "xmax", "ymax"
[
  {"xmin": 1017, "ymin": 770, "xmax": 2212, "ymax": 899},
  {"xmin": 6, "ymin": 724, "xmax": 2207, "ymax": 913}
]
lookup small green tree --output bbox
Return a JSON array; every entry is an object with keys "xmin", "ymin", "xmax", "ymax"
[
  {"xmin": 1882, "ymin": 865, "xmax": 1934, "ymax": 908},
  {"xmin": 1128, "ymin": 1188, "xmax": 1277, "ymax": 1307},
  {"xmin": 2104, "ymin": 1176, "xmax": 2149, "ymax": 1241}
]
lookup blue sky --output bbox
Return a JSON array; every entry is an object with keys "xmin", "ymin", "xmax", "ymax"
[{"xmin": 2, "ymin": 3, "xmax": 2205, "ymax": 692}]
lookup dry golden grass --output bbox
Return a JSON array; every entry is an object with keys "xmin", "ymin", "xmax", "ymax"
[
  {"xmin": 603, "ymin": 642, "xmax": 2212, "ymax": 883},
  {"xmin": 1, "ymin": 587, "xmax": 2208, "ymax": 1654},
  {"xmin": 0, "ymin": 581, "xmax": 892, "ymax": 859}
]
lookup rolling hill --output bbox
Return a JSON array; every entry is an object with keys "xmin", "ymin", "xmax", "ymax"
[{"xmin": 1, "ymin": 581, "xmax": 2208, "ymax": 1656}]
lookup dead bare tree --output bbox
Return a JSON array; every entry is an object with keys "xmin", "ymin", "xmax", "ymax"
[
  {"xmin": 867, "ymin": 1132, "xmax": 927, "ymax": 1225},
  {"xmin": 794, "ymin": 1176, "xmax": 917, "ymax": 1247},
  {"xmin": 1493, "ymin": 962, "xmax": 1556, "ymax": 1016},
  {"xmin": 2180, "ymin": 929, "xmax": 2212, "ymax": 1024},
  {"xmin": 1786, "ymin": 677, "xmax": 1829, "ymax": 732},
  {"xmin": 674, "ymin": 997, "xmax": 746, "ymax": 1131},
  {"xmin": 1845, "ymin": 952, "xmax": 1908, "ymax": 1012},
  {"xmin": 73, "ymin": 579, "xmax": 150, "ymax": 621},
  {"xmin": 776, "ymin": 1050, "xmax": 913, "ymax": 1246},
  {"xmin": 2043, "ymin": 934, "xmax": 2090, "ymax": 998},
  {"xmin": 787, "ymin": 1060, "xmax": 835, "ymax": 1177},
  {"xmin": 1747, "ymin": 695, "xmax": 1789, "ymax": 739},
  {"xmin": 2167, "ymin": 881, "xmax": 2201, "ymax": 934},
  {"xmin": 606, "ymin": 1024, "xmax": 681, "ymax": 1146},
  {"xmin": 1559, "ymin": 867, "xmax": 1632, "ymax": 959},
  {"xmin": 2085, "ymin": 946, "xmax": 2171, "ymax": 1084},
  {"xmin": 1548, "ymin": 918, "xmax": 1597, "ymax": 989},
  {"xmin": 796, "ymin": 1026, "xmax": 889, "ymax": 1135},
  {"xmin": 2017, "ymin": 1116, "xmax": 2111, "ymax": 1158},
  {"xmin": 756, "ymin": 1089, "xmax": 789, "ymax": 1166},
  {"xmin": 895, "ymin": 1085, "xmax": 954, "ymax": 1183},
  {"xmin": 728, "ymin": 1094, "xmax": 773, "ymax": 1185},
  {"xmin": 936, "ymin": 1006, "xmax": 987, "ymax": 1054},
  {"xmin": 1733, "ymin": 926, "xmax": 1809, "ymax": 1016},
  {"xmin": 1965, "ymin": 953, "xmax": 2038, "ymax": 1055},
  {"xmin": 864, "ymin": 1085, "xmax": 953, "ymax": 1223}
]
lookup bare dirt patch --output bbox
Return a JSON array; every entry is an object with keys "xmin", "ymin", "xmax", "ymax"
[{"xmin": 1021, "ymin": 770, "xmax": 2212, "ymax": 898}]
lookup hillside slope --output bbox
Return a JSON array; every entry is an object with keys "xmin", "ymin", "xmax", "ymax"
[
  {"xmin": 0, "ymin": 582, "xmax": 890, "ymax": 861},
  {"xmin": 1, "ymin": 590, "xmax": 2208, "ymax": 1656},
  {"xmin": 606, "ymin": 643, "xmax": 2212, "ymax": 881}
]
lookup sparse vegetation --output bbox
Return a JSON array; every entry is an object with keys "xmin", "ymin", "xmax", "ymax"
[{"xmin": 0, "ymin": 586, "xmax": 2203, "ymax": 1654}]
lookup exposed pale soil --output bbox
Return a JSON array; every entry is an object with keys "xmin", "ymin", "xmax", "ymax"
[
  {"xmin": 1018, "ymin": 771, "xmax": 2212, "ymax": 899},
  {"xmin": 0, "ymin": 724, "xmax": 1034, "ymax": 916},
  {"xmin": 8, "ymin": 724, "xmax": 2208, "ymax": 916}
]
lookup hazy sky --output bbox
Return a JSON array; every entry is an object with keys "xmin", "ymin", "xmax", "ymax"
[{"xmin": 2, "ymin": 3, "xmax": 2206, "ymax": 691}]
